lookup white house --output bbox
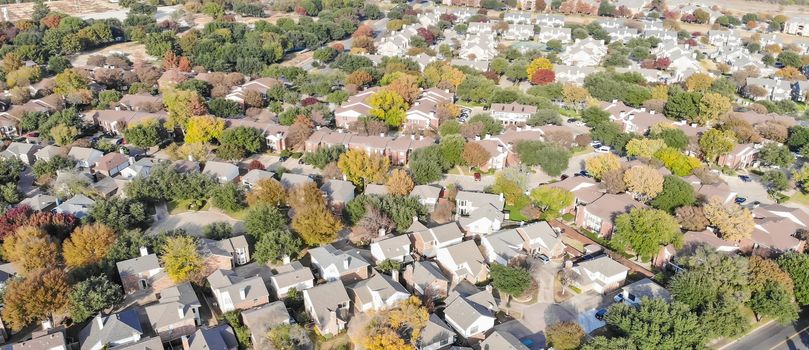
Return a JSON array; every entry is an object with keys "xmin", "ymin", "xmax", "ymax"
[
  {"xmin": 443, "ymin": 287, "xmax": 498, "ymax": 338},
  {"xmin": 202, "ymin": 161, "xmax": 239, "ymax": 183},
  {"xmin": 785, "ymin": 15, "xmax": 809, "ymax": 36},
  {"xmin": 481, "ymin": 229, "xmax": 525, "ymax": 265},
  {"xmin": 347, "ymin": 272, "xmax": 410, "ymax": 312},
  {"xmin": 560, "ymin": 38, "xmax": 607, "ymax": 67},
  {"xmin": 572, "ymin": 256, "xmax": 629, "ymax": 294},
  {"xmin": 537, "ymin": 26, "xmax": 571, "ymax": 43},
  {"xmin": 436, "ymin": 241, "xmax": 489, "ymax": 284},
  {"xmin": 270, "ymin": 261, "xmax": 314, "ymax": 298},
  {"xmin": 503, "ymin": 24, "xmax": 534, "ymax": 41},
  {"xmin": 370, "ymin": 234, "xmax": 412, "ymax": 263},
  {"xmin": 490, "ymin": 102, "xmax": 537, "ymax": 125}
]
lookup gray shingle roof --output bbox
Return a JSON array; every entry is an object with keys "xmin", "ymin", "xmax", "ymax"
[
  {"xmin": 78, "ymin": 309, "xmax": 143, "ymax": 350},
  {"xmin": 309, "ymin": 244, "xmax": 370, "ymax": 275},
  {"xmin": 116, "ymin": 254, "xmax": 161, "ymax": 276},
  {"xmin": 303, "ymin": 280, "xmax": 350, "ymax": 328},
  {"xmin": 144, "ymin": 282, "xmax": 200, "ymax": 329},
  {"xmin": 186, "ymin": 325, "xmax": 238, "ymax": 350},
  {"xmin": 480, "ymin": 330, "xmax": 529, "ymax": 350},
  {"xmin": 207, "ymin": 269, "xmax": 270, "ymax": 304},
  {"xmin": 444, "ymin": 288, "xmax": 497, "ymax": 331},
  {"xmin": 271, "ymin": 261, "xmax": 314, "ymax": 289},
  {"xmin": 241, "ymin": 301, "xmax": 290, "ymax": 350}
]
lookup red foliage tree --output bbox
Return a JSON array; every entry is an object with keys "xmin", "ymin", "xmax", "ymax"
[
  {"xmin": 294, "ymin": 6, "xmax": 306, "ymax": 15},
  {"xmin": 640, "ymin": 59, "xmax": 655, "ymax": 69},
  {"xmin": 352, "ymin": 24, "xmax": 373, "ymax": 38},
  {"xmin": 417, "ymin": 28, "xmax": 435, "ymax": 45},
  {"xmin": 178, "ymin": 57, "xmax": 192, "ymax": 72},
  {"xmin": 654, "ymin": 57, "xmax": 671, "ymax": 70},
  {"xmin": 440, "ymin": 13, "xmax": 457, "ymax": 23},
  {"xmin": 301, "ymin": 97, "xmax": 320, "ymax": 106},
  {"xmin": 0, "ymin": 206, "xmax": 32, "ymax": 239},
  {"xmin": 248, "ymin": 160, "xmax": 265, "ymax": 170},
  {"xmin": 0, "ymin": 205, "xmax": 77, "ymax": 240},
  {"xmin": 530, "ymin": 69, "xmax": 556, "ymax": 85},
  {"xmin": 330, "ymin": 42, "xmax": 345, "ymax": 52}
]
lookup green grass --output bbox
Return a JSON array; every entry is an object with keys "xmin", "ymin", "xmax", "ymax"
[
  {"xmin": 789, "ymin": 192, "xmax": 809, "ymax": 206},
  {"xmin": 505, "ymin": 195, "xmax": 531, "ymax": 222},
  {"xmin": 168, "ymin": 199, "xmax": 211, "ymax": 215}
]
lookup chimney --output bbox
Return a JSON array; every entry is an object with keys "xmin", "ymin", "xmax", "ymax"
[
  {"xmin": 485, "ymin": 284, "xmax": 492, "ymax": 292},
  {"xmin": 95, "ymin": 315, "xmax": 104, "ymax": 330},
  {"xmin": 475, "ymin": 136, "xmax": 481, "ymax": 141},
  {"xmin": 177, "ymin": 305, "xmax": 185, "ymax": 319},
  {"xmin": 343, "ymin": 258, "xmax": 350, "ymax": 269},
  {"xmin": 187, "ymin": 154, "xmax": 193, "ymax": 162},
  {"xmin": 484, "ymin": 134, "xmax": 491, "ymax": 140},
  {"xmin": 119, "ymin": 148, "xmax": 125, "ymax": 154},
  {"xmin": 379, "ymin": 133, "xmax": 385, "ymax": 137},
  {"xmin": 239, "ymin": 287, "xmax": 246, "ymax": 300},
  {"xmin": 129, "ymin": 156, "xmax": 136, "ymax": 165},
  {"xmin": 342, "ymin": 174, "xmax": 347, "ymax": 181},
  {"xmin": 41, "ymin": 318, "xmax": 52, "ymax": 330},
  {"xmin": 640, "ymin": 107, "xmax": 646, "ymax": 112},
  {"xmin": 139, "ymin": 246, "xmax": 149, "ymax": 257},
  {"xmin": 411, "ymin": 134, "xmax": 415, "ymax": 140},
  {"xmin": 378, "ymin": 228, "xmax": 386, "ymax": 237},
  {"xmin": 419, "ymin": 135, "xmax": 424, "ymax": 140},
  {"xmin": 181, "ymin": 336, "xmax": 190, "ymax": 350},
  {"xmin": 282, "ymin": 255, "xmax": 291, "ymax": 264},
  {"xmin": 391, "ymin": 271, "xmax": 399, "ymax": 282},
  {"xmin": 499, "ymin": 193, "xmax": 504, "ymax": 202}
]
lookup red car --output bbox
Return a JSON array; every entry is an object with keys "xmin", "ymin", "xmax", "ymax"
[{"xmin": 474, "ymin": 172, "xmax": 481, "ymax": 181}]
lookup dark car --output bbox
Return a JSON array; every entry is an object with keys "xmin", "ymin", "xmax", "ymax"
[
  {"xmin": 735, "ymin": 197, "xmax": 747, "ymax": 204},
  {"xmin": 738, "ymin": 175, "xmax": 752, "ymax": 182},
  {"xmin": 575, "ymin": 170, "xmax": 591, "ymax": 177},
  {"xmin": 474, "ymin": 172, "xmax": 482, "ymax": 182},
  {"xmin": 595, "ymin": 309, "xmax": 608, "ymax": 321},
  {"xmin": 279, "ymin": 156, "xmax": 289, "ymax": 162},
  {"xmin": 560, "ymin": 174, "xmax": 569, "ymax": 181}
]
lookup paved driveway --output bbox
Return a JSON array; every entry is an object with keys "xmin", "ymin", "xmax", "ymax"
[
  {"xmin": 531, "ymin": 260, "xmax": 561, "ymax": 303},
  {"xmin": 720, "ymin": 173, "xmax": 774, "ymax": 205}
]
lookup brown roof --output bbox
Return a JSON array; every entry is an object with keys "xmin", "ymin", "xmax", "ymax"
[
  {"xmin": 95, "ymin": 152, "xmax": 129, "ymax": 172},
  {"xmin": 584, "ymin": 193, "xmax": 646, "ymax": 220},
  {"xmin": 491, "ymin": 102, "xmax": 537, "ymax": 114}
]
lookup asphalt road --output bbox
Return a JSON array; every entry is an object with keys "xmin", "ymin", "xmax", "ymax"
[{"xmin": 723, "ymin": 310, "xmax": 809, "ymax": 350}]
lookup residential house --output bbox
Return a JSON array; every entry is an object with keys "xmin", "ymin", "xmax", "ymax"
[
  {"xmin": 480, "ymin": 330, "xmax": 529, "ymax": 350},
  {"xmin": 481, "ymin": 229, "xmax": 526, "ymax": 265},
  {"xmin": 683, "ymin": 229, "xmax": 741, "ymax": 253},
  {"xmin": 95, "ymin": 152, "xmax": 131, "ymax": 177},
  {"xmin": 560, "ymin": 38, "xmax": 608, "ymax": 67},
  {"xmin": 269, "ymin": 261, "xmax": 315, "ymax": 298},
  {"xmin": 83, "ymin": 110, "xmax": 167, "ymax": 135},
  {"xmin": 745, "ymin": 78, "xmax": 792, "ymax": 101},
  {"xmin": 79, "ymin": 310, "xmax": 143, "ymax": 350},
  {"xmin": 334, "ymin": 88, "xmax": 378, "ymax": 128},
  {"xmin": 459, "ymin": 34, "xmax": 498, "ymax": 61},
  {"xmin": 18, "ymin": 194, "xmax": 57, "ymax": 212},
  {"xmin": 504, "ymin": 12, "xmax": 531, "ymax": 24},
  {"xmin": 120, "ymin": 157, "xmax": 160, "ymax": 180},
  {"xmin": 387, "ymin": 134, "xmax": 435, "ymax": 165},
  {"xmin": 404, "ymin": 88, "xmax": 454, "ymax": 130},
  {"xmin": 370, "ymin": 234, "xmax": 412, "ymax": 263},
  {"xmin": 708, "ymin": 30, "xmax": 743, "ymax": 47},
  {"xmin": 264, "ymin": 124, "xmax": 289, "ymax": 152},
  {"xmin": 547, "ymin": 176, "xmax": 603, "ymax": 214},
  {"xmin": 785, "ymin": 16, "xmax": 809, "ymax": 36},
  {"xmin": 794, "ymin": 80, "xmax": 809, "ymax": 102},
  {"xmin": 605, "ymin": 27, "xmax": 638, "ymax": 42},
  {"xmin": 226, "ymin": 77, "xmax": 280, "ymax": 104},
  {"xmin": 321, "ymin": 179, "xmax": 356, "ymax": 212},
  {"xmin": 181, "ymin": 325, "xmax": 238, "ymax": 350},
  {"xmin": 348, "ymin": 272, "xmax": 410, "ymax": 312},
  {"xmin": 348, "ymin": 134, "xmax": 392, "ymax": 157},
  {"xmin": 750, "ymin": 204, "xmax": 808, "ymax": 252},
  {"xmin": 410, "ymin": 185, "xmax": 442, "ymax": 210},
  {"xmin": 303, "ymin": 280, "xmax": 351, "ymax": 336},
  {"xmin": 436, "ymin": 241, "xmax": 489, "ymax": 284},
  {"xmin": 411, "ymin": 221, "xmax": 465, "ymax": 258},
  {"xmin": 241, "ymin": 302, "xmax": 292, "ymax": 350},
  {"xmin": 643, "ymin": 29, "xmax": 677, "ymax": 41},
  {"xmin": 0, "ymin": 142, "xmax": 40, "ymax": 164},
  {"xmin": 1, "ymin": 329, "xmax": 68, "ymax": 350},
  {"xmin": 456, "ymin": 191, "xmax": 505, "ymax": 236},
  {"xmin": 418, "ymin": 314, "xmax": 455, "ymax": 350},
  {"xmin": 309, "ymin": 244, "xmax": 371, "ymax": 283},
  {"xmin": 202, "ymin": 161, "xmax": 239, "ymax": 183},
  {"xmin": 554, "ymin": 65, "xmax": 597, "ymax": 85},
  {"xmin": 364, "ymin": 183, "xmax": 388, "ymax": 196},
  {"xmin": 403, "ymin": 261, "xmax": 450, "ymax": 298},
  {"xmin": 536, "ymin": 14, "xmax": 564, "ymax": 27},
  {"xmin": 116, "ymin": 247, "xmax": 174, "ymax": 298},
  {"xmin": 207, "ymin": 269, "xmax": 270, "ymax": 313},
  {"xmin": 0, "ymin": 115, "xmax": 18, "ymax": 137},
  {"xmin": 616, "ymin": 278, "xmax": 672, "ymax": 304},
  {"xmin": 240, "ymin": 169, "xmax": 274, "ymax": 190},
  {"xmin": 144, "ymin": 283, "xmax": 201, "ymax": 342},
  {"xmin": 33, "ymin": 145, "xmax": 66, "ymax": 162},
  {"xmin": 537, "ymin": 26, "xmax": 571, "ymax": 43},
  {"xmin": 468, "ymin": 22, "xmax": 496, "ymax": 34},
  {"xmin": 717, "ymin": 143, "xmax": 758, "ymax": 169},
  {"xmin": 54, "ymin": 194, "xmax": 95, "ymax": 219},
  {"xmin": 697, "ymin": 182, "xmax": 738, "ymax": 204},
  {"xmin": 279, "ymin": 173, "xmax": 314, "ymax": 189},
  {"xmin": 118, "ymin": 94, "xmax": 163, "ymax": 112},
  {"xmin": 443, "ymin": 285, "xmax": 498, "ymax": 338},
  {"xmin": 490, "ymin": 102, "xmax": 537, "ymax": 125},
  {"xmin": 68, "ymin": 147, "xmax": 104, "ymax": 169},
  {"xmin": 571, "ymin": 255, "xmax": 629, "ymax": 293},
  {"xmin": 200, "ymin": 235, "xmax": 251, "ymax": 268},
  {"xmin": 596, "ymin": 18, "xmax": 625, "ymax": 29},
  {"xmin": 503, "ymin": 24, "xmax": 534, "ymax": 41},
  {"xmin": 517, "ymin": 221, "xmax": 565, "ymax": 258},
  {"xmin": 575, "ymin": 193, "xmax": 646, "ymax": 237}
]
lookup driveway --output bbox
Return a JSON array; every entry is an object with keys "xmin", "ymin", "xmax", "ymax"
[
  {"xmin": 531, "ymin": 260, "xmax": 561, "ymax": 303},
  {"xmin": 148, "ymin": 211, "xmax": 244, "ymax": 236},
  {"xmin": 720, "ymin": 173, "xmax": 774, "ymax": 205}
]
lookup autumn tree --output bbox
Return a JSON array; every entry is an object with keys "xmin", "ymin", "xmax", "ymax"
[
  {"xmin": 160, "ymin": 235, "xmax": 204, "ymax": 283},
  {"xmin": 585, "ymin": 153, "xmax": 621, "ymax": 180},
  {"xmin": 703, "ymin": 198, "xmax": 754, "ymax": 242},
  {"xmin": 3, "ymin": 226, "xmax": 60, "ymax": 274},
  {"xmin": 675, "ymin": 205, "xmax": 710, "ymax": 231},
  {"xmin": 685, "ymin": 73, "xmax": 713, "ymax": 92},
  {"xmin": 546, "ymin": 322, "xmax": 585, "ymax": 350},
  {"xmin": 749, "ymin": 255, "xmax": 794, "ymax": 294},
  {"xmin": 2, "ymin": 268, "xmax": 70, "ymax": 330},
  {"xmin": 699, "ymin": 129, "xmax": 736, "ymax": 163},
  {"xmin": 386, "ymin": 73, "xmax": 421, "ymax": 104},
  {"xmin": 291, "ymin": 204, "xmax": 343, "ymax": 245},
  {"xmin": 462, "ymin": 142, "xmax": 491, "ymax": 169},
  {"xmin": 614, "ymin": 208, "xmax": 682, "ymax": 259},
  {"xmin": 337, "ymin": 149, "xmax": 390, "ymax": 187},
  {"xmin": 286, "ymin": 182, "xmax": 326, "ymax": 213},
  {"xmin": 164, "ymin": 89, "xmax": 206, "ymax": 130},
  {"xmin": 530, "ymin": 186, "xmax": 573, "ymax": 220},
  {"xmin": 184, "ymin": 115, "xmax": 225, "ymax": 144},
  {"xmin": 246, "ymin": 178, "xmax": 286, "ymax": 206},
  {"xmin": 368, "ymin": 89, "xmax": 409, "ymax": 127},
  {"xmin": 63, "ymin": 223, "xmax": 116, "ymax": 269},
  {"xmin": 361, "ymin": 297, "xmax": 428, "ymax": 350},
  {"xmin": 526, "ymin": 57, "xmax": 553, "ymax": 78},
  {"xmin": 624, "ymin": 165, "xmax": 664, "ymax": 199},
  {"xmin": 286, "ymin": 115, "xmax": 314, "ymax": 151},
  {"xmin": 625, "ymin": 138, "xmax": 666, "ymax": 159},
  {"xmin": 698, "ymin": 93, "xmax": 731, "ymax": 125},
  {"xmin": 386, "ymin": 169, "xmax": 414, "ymax": 196},
  {"xmin": 530, "ymin": 69, "xmax": 556, "ymax": 85}
]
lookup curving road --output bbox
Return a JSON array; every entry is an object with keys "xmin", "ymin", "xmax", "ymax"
[{"xmin": 721, "ymin": 310, "xmax": 809, "ymax": 350}]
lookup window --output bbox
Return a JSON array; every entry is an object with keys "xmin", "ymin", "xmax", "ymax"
[{"xmin": 139, "ymin": 279, "xmax": 148, "ymax": 290}]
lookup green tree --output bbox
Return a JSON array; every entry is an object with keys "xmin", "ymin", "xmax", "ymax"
[
  {"xmin": 699, "ymin": 129, "xmax": 736, "ymax": 163},
  {"xmin": 603, "ymin": 299, "xmax": 707, "ymax": 349},
  {"xmin": 490, "ymin": 263, "xmax": 532, "ymax": 297},
  {"xmin": 267, "ymin": 324, "xmax": 311, "ymax": 350},
  {"xmin": 650, "ymin": 127, "xmax": 689, "ymax": 150},
  {"xmin": 651, "ymin": 176, "xmax": 696, "ymax": 212},
  {"xmin": 778, "ymin": 253, "xmax": 809, "ymax": 305},
  {"xmin": 406, "ymin": 146, "xmax": 447, "ymax": 184},
  {"xmin": 124, "ymin": 119, "xmax": 166, "ymax": 148},
  {"xmin": 778, "ymin": 51, "xmax": 802, "ymax": 68},
  {"xmin": 614, "ymin": 208, "xmax": 682, "ymax": 260},
  {"xmin": 211, "ymin": 182, "xmax": 245, "ymax": 212},
  {"xmin": 762, "ymin": 170, "xmax": 788, "ymax": 191},
  {"xmin": 207, "ymin": 98, "xmax": 241, "ymax": 118},
  {"xmin": 546, "ymin": 322, "xmax": 585, "ymax": 350},
  {"xmin": 439, "ymin": 134, "xmax": 466, "ymax": 167},
  {"xmin": 467, "ymin": 114, "xmax": 503, "ymax": 136},
  {"xmin": 664, "ymin": 91, "xmax": 701, "ymax": 121},
  {"xmin": 758, "ymin": 143, "xmax": 794, "ymax": 168},
  {"xmin": 68, "ymin": 275, "xmax": 123, "ymax": 322},
  {"xmin": 219, "ymin": 126, "xmax": 265, "ymax": 154},
  {"xmin": 529, "ymin": 186, "xmax": 573, "ymax": 220},
  {"xmin": 89, "ymin": 197, "xmax": 150, "ymax": 233},
  {"xmin": 748, "ymin": 282, "xmax": 799, "ymax": 324},
  {"xmin": 514, "ymin": 141, "xmax": 571, "ymax": 176},
  {"xmin": 32, "ymin": 155, "xmax": 74, "ymax": 178}
]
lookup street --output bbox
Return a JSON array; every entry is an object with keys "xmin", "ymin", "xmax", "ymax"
[{"xmin": 723, "ymin": 310, "xmax": 809, "ymax": 350}]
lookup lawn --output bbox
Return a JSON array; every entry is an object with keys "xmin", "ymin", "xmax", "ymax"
[
  {"xmin": 168, "ymin": 199, "xmax": 211, "ymax": 215},
  {"xmin": 789, "ymin": 192, "xmax": 809, "ymax": 206},
  {"xmin": 505, "ymin": 195, "xmax": 532, "ymax": 222}
]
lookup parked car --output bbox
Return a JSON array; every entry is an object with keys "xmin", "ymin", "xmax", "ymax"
[
  {"xmin": 735, "ymin": 197, "xmax": 747, "ymax": 204},
  {"xmin": 590, "ymin": 141, "xmax": 602, "ymax": 148},
  {"xmin": 575, "ymin": 170, "xmax": 591, "ymax": 177},
  {"xmin": 739, "ymin": 175, "xmax": 752, "ymax": 182},
  {"xmin": 535, "ymin": 254, "xmax": 550, "ymax": 264},
  {"xmin": 474, "ymin": 172, "xmax": 481, "ymax": 181},
  {"xmin": 595, "ymin": 309, "xmax": 608, "ymax": 321},
  {"xmin": 597, "ymin": 146, "xmax": 612, "ymax": 153}
]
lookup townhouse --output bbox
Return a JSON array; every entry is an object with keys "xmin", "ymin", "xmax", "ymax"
[
  {"xmin": 269, "ymin": 261, "xmax": 315, "ymax": 299},
  {"xmin": 404, "ymin": 88, "xmax": 454, "ymax": 130},
  {"xmin": 503, "ymin": 24, "xmax": 535, "ymax": 41},
  {"xmin": 745, "ymin": 78, "xmax": 792, "ymax": 101},
  {"xmin": 490, "ymin": 102, "xmax": 537, "ymax": 125},
  {"xmin": 560, "ymin": 38, "xmax": 608, "ymax": 67},
  {"xmin": 303, "ymin": 281, "xmax": 351, "ymax": 336},
  {"xmin": 571, "ymin": 255, "xmax": 630, "ymax": 294},
  {"xmin": 536, "ymin": 14, "xmax": 564, "ymax": 27},
  {"xmin": 308, "ymin": 244, "xmax": 371, "ymax": 283},
  {"xmin": 436, "ymin": 240, "xmax": 489, "ymax": 284},
  {"xmin": 347, "ymin": 272, "xmax": 410, "ymax": 312},
  {"xmin": 575, "ymin": 193, "xmax": 646, "ymax": 237},
  {"xmin": 456, "ymin": 191, "xmax": 505, "ymax": 235},
  {"xmin": 334, "ymin": 87, "xmax": 379, "ymax": 128},
  {"xmin": 537, "ymin": 26, "xmax": 571, "ymax": 43},
  {"xmin": 207, "ymin": 269, "xmax": 270, "ymax": 313}
]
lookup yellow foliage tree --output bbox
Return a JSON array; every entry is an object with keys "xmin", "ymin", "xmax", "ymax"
[
  {"xmin": 651, "ymin": 85, "xmax": 669, "ymax": 100},
  {"xmin": 337, "ymin": 149, "xmax": 390, "ymax": 187},
  {"xmin": 585, "ymin": 153, "xmax": 621, "ymax": 180},
  {"xmin": 362, "ymin": 296, "xmax": 429, "ymax": 350},
  {"xmin": 625, "ymin": 138, "xmax": 666, "ymax": 159},
  {"xmin": 699, "ymin": 92, "xmax": 732, "ymax": 125},
  {"xmin": 291, "ymin": 204, "xmax": 343, "ymax": 245},
  {"xmin": 775, "ymin": 66, "xmax": 806, "ymax": 80},
  {"xmin": 160, "ymin": 236, "xmax": 204, "ymax": 283},
  {"xmin": 185, "ymin": 115, "xmax": 225, "ymax": 144},
  {"xmin": 526, "ymin": 57, "xmax": 554, "ymax": 78},
  {"xmin": 623, "ymin": 165, "xmax": 665, "ymax": 199},
  {"xmin": 703, "ymin": 197, "xmax": 754, "ymax": 242},
  {"xmin": 3, "ymin": 226, "xmax": 60, "ymax": 274},
  {"xmin": 62, "ymin": 223, "xmax": 116, "ymax": 268},
  {"xmin": 246, "ymin": 178, "xmax": 286, "ymax": 206},
  {"xmin": 562, "ymin": 83, "xmax": 590, "ymax": 108},
  {"xmin": 386, "ymin": 169, "xmax": 414, "ymax": 196},
  {"xmin": 685, "ymin": 73, "xmax": 713, "ymax": 92}
]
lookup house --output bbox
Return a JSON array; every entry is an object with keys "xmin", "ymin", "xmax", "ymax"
[
  {"xmin": 240, "ymin": 169, "xmax": 274, "ymax": 190},
  {"xmin": 605, "ymin": 27, "xmax": 637, "ymax": 42},
  {"xmin": 456, "ymin": 191, "xmax": 505, "ymax": 236},
  {"xmin": 697, "ymin": 182, "xmax": 737, "ymax": 204},
  {"xmin": 303, "ymin": 280, "xmax": 351, "ymax": 336},
  {"xmin": 504, "ymin": 12, "xmax": 531, "ymax": 24},
  {"xmin": 459, "ymin": 34, "xmax": 498, "ymax": 61},
  {"xmin": 468, "ymin": 22, "xmax": 495, "ymax": 34},
  {"xmin": 116, "ymin": 247, "xmax": 174, "ymax": 298},
  {"xmin": 144, "ymin": 283, "xmax": 201, "ymax": 342},
  {"xmin": 575, "ymin": 193, "xmax": 646, "ymax": 237},
  {"xmin": 0, "ymin": 115, "xmax": 18, "ymax": 137},
  {"xmin": 517, "ymin": 221, "xmax": 565, "ymax": 258},
  {"xmin": 348, "ymin": 272, "xmax": 410, "ymax": 312},
  {"xmin": 279, "ymin": 173, "xmax": 314, "ymax": 189},
  {"xmin": 490, "ymin": 102, "xmax": 537, "ymax": 125},
  {"xmin": 370, "ymin": 234, "xmax": 412, "ymax": 263},
  {"xmin": 596, "ymin": 18, "xmax": 624, "ymax": 29},
  {"xmin": 436, "ymin": 241, "xmax": 489, "ymax": 284},
  {"xmin": 200, "ymin": 235, "xmax": 251, "ymax": 268},
  {"xmin": 120, "ymin": 157, "xmax": 160, "ymax": 180},
  {"xmin": 536, "ymin": 14, "xmax": 564, "ymax": 27},
  {"xmin": 404, "ymin": 88, "xmax": 454, "ymax": 130},
  {"xmin": 785, "ymin": 15, "xmax": 809, "ymax": 36},
  {"xmin": 54, "ymin": 194, "xmax": 95, "ymax": 219},
  {"xmin": 387, "ymin": 134, "xmax": 436, "ymax": 165},
  {"xmin": 270, "ymin": 261, "xmax": 315, "ymax": 298},
  {"xmin": 207, "ymin": 269, "xmax": 270, "ymax": 313},
  {"xmin": 745, "ymin": 78, "xmax": 792, "ymax": 101},
  {"xmin": 241, "ymin": 302, "xmax": 292, "ymax": 350},
  {"xmin": 1, "ymin": 329, "xmax": 68, "ymax": 350},
  {"xmin": 118, "ymin": 94, "xmax": 163, "ymax": 112},
  {"xmin": 19, "ymin": 194, "xmax": 57, "ymax": 212},
  {"xmin": 418, "ymin": 314, "xmax": 455, "ymax": 350},
  {"xmin": 546, "ymin": 176, "xmax": 603, "ymax": 214},
  {"xmin": 616, "ymin": 278, "xmax": 672, "ymax": 304},
  {"xmin": 364, "ymin": 183, "xmax": 388, "ymax": 196},
  {"xmin": 1, "ymin": 142, "xmax": 40, "ymax": 164},
  {"xmin": 264, "ymin": 124, "xmax": 289, "ymax": 152},
  {"xmin": 480, "ymin": 330, "xmax": 529, "ymax": 350},
  {"xmin": 443, "ymin": 285, "xmax": 498, "ymax": 338},
  {"xmin": 181, "ymin": 325, "xmax": 238, "ymax": 350},
  {"xmin": 481, "ymin": 229, "xmax": 526, "ymax": 265},
  {"xmin": 321, "ymin": 179, "xmax": 356, "ymax": 212},
  {"xmin": 572, "ymin": 255, "xmax": 629, "ymax": 294},
  {"xmin": 79, "ymin": 310, "xmax": 143, "ymax": 350},
  {"xmin": 83, "ymin": 110, "xmax": 167, "ymax": 135},
  {"xmin": 794, "ymin": 81, "xmax": 809, "ymax": 102},
  {"xmin": 95, "ymin": 152, "xmax": 131, "ymax": 177},
  {"xmin": 410, "ymin": 185, "xmax": 441, "ymax": 210},
  {"xmin": 226, "ymin": 77, "xmax": 280, "ymax": 104},
  {"xmin": 308, "ymin": 244, "xmax": 371, "ymax": 283},
  {"xmin": 717, "ymin": 143, "xmax": 758, "ymax": 169},
  {"xmin": 334, "ymin": 88, "xmax": 379, "ymax": 128},
  {"xmin": 560, "ymin": 38, "xmax": 608, "ymax": 67},
  {"xmin": 537, "ymin": 27, "xmax": 571, "ymax": 43},
  {"xmin": 554, "ymin": 65, "xmax": 596, "ymax": 85},
  {"xmin": 403, "ymin": 260, "xmax": 450, "ymax": 298},
  {"xmin": 750, "ymin": 204, "xmax": 808, "ymax": 252},
  {"xmin": 503, "ymin": 24, "xmax": 534, "ymax": 41},
  {"xmin": 33, "ymin": 145, "xmax": 66, "ymax": 162},
  {"xmin": 202, "ymin": 161, "xmax": 239, "ymax": 183},
  {"xmin": 708, "ymin": 30, "xmax": 742, "ymax": 47},
  {"xmin": 68, "ymin": 147, "xmax": 104, "ymax": 169},
  {"xmin": 410, "ymin": 221, "xmax": 465, "ymax": 258}
]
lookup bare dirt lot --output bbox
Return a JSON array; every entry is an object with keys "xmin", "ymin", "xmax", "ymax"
[
  {"xmin": 72, "ymin": 41, "xmax": 152, "ymax": 66},
  {"xmin": 3, "ymin": 0, "xmax": 122, "ymax": 22}
]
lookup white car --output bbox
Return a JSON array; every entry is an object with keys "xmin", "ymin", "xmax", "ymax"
[
  {"xmin": 597, "ymin": 146, "xmax": 611, "ymax": 153},
  {"xmin": 575, "ymin": 121, "xmax": 586, "ymax": 127}
]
